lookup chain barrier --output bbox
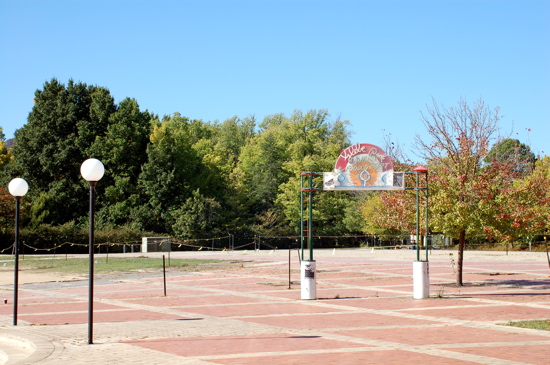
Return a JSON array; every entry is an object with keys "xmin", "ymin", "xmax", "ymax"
[
  {"xmin": 2, "ymin": 234, "xmax": 549, "ymax": 256},
  {"xmin": 0, "ymin": 244, "xmax": 14, "ymax": 254}
]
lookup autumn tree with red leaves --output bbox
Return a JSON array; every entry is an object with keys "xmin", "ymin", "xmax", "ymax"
[
  {"xmin": 358, "ymin": 133, "xmax": 420, "ymax": 238},
  {"xmin": 414, "ymin": 98, "xmax": 504, "ymax": 286},
  {"xmin": 483, "ymin": 156, "xmax": 550, "ymax": 242},
  {"xmin": 0, "ymin": 187, "xmax": 15, "ymax": 245},
  {"xmin": 359, "ymin": 99, "xmax": 549, "ymax": 286}
]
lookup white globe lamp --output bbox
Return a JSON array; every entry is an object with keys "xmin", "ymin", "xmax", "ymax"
[
  {"xmin": 80, "ymin": 158, "xmax": 105, "ymax": 182},
  {"xmin": 8, "ymin": 178, "xmax": 29, "ymax": 197}
]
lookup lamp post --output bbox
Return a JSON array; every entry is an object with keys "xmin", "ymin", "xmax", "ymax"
[
  {"xmin": 80, "ymin": 158, "xmax": 104, "ymax": 345},
  {"xmin": 412, "ymin": 165, "xmax": 429, "ymax": 299},
  {"xmin": 9, "ymin": 178, "xmax": 28, "ymax": 326},
  {"xmin": 413, "ymin": 165, "xmax": 429, "ymax": 261}
]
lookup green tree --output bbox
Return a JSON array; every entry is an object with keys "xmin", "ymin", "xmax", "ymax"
[
  {"xmin": 233, "ymin": 123, "xmax": 289, "ymax": 213},
  {"xmin": 132, "ymin": 114, "xmax": 204, "ymax": 233},
  {"xmin": 359, "ymin": 193, "xmax": 395, "ymax": 235},
  {"xmin": 414, "ymin": 98, "xmax": 503, "ymax": 286},
  {"xmin": 484, "ymin": 138, "xmax": 535, "ymax": 176},
  {"xmin": 190, "ymin": 116, "xmax": 254, "ymax": 202},
  {"xmin": 0, "ymin": 127, "xmax": 11, "ymax": 173},
  {"xmin": 212, "ymin": 116, "xmax": 255, "ymax": 174},
  {"xmin": 171, "ymin": 189, "xmax": 222, "ymax": 239},
  {"xmin": 9, "ymin": 79, "xmax": 116, "ymax": 224},
  {"xmin": 27, "ymin": 193, "xmax": 52, "ymax": 228},
  {"xmin": 191, "ymin": 116, "xmax": 256, "ymax": 233},
  {"xmin": 229, "ymin": 110, "xmax": 353, "ymax": 235},
  {"xmin": 90, "ymin": 98, "xmax": 152, "ymax": 225},
  {"xmin": 275, "ymin": 110, "xmax": 352, "ymax": 234}
]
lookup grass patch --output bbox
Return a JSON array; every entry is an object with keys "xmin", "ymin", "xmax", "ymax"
[
  {"xmin": 504, "ymin": 319, "xmax": 550, "ymax": 331},
  {"xmin": 1, "ymin": 256, "xmax": 228, "ymax": 275}
]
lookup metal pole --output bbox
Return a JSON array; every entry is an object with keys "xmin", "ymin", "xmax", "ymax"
[
  {"xmin": 300, "ymin": 174, "xmax": 304, "ymax": 260},
  {"xmin": 288, "ymin": 243, "xmax": 291, "ymax": 289},
  {"xmin": 163, "ymin": 255, "xmax": 167, "ymax": 296},
  {"xmin": 88, "ymin": 181, "xmax": 97, "ymax": 345},
  {"xmin": 425, "ymin": 171, "xmax": 429, "ymax": 261},
  {"xmin": 415, "ymin": 173, "xmax": 420, "ymax": 262},
  {"xmin": 13, "ymin": 196, "xmax": 21, "ymax": 326},
  {"xmin": 308, "ymin": 173, "xmax": 313, "ymax": 261}
]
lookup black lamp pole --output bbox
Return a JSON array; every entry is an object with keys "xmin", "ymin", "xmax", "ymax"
[
  {"xmin": 9, "ymin": 177, "xmax": 28, "ymax": 327},
  {"xmin": 81, "ymin": 158, "xmax": 104, "ymax": 345},
  {"xmin": 88, "ymin": 180, "xmax": 97, "ymax": 344},
  {"xmin": 13, "ymin": 196, "xmax": 21, "ymax": 326}
]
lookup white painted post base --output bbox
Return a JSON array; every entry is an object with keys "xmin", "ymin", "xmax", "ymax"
[
  {"xmin": 301, "ymin": 260, "xmax": 316, "ymax": 300},
  {"xmin": 413, "ymin": 261, "xmax": 429, "ymax": 299}
]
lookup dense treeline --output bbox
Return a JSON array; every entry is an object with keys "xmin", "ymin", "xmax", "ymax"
[
  {"xmin": 1, "ymin": 80, "xmax": 549, "ymax": 274},
  {"xmin": 0, "ymin": 79, "xmax": 360, "ymax": 247}
]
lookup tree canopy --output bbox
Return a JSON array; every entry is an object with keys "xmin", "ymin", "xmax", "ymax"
[
  {"xmin": 6, "ymin": 79, "xmax": 117, "ymax": 224},
  {"xmin": 484, "ymin": 138, "xmax": 536, "ymax": 176},
  {"xmin": 2, "ymin": 79, "xmax": 550, "ymax": 276}
]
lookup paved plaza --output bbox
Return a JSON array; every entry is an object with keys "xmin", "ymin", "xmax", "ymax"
[{"xmin": 1, "ymin": 248, "xmax": 550, "ymax": 364}]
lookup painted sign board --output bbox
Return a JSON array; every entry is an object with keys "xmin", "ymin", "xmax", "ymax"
[{"xmin": 323, "ymin": 143, "xmax": 404, "ymax": 191}]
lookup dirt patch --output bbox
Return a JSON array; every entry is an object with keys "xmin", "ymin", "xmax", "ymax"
[{"xmin": 0, "ymin": 269, "xmax": 82, "ymax": 285}]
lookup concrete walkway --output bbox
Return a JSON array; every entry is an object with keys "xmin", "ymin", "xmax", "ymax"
[{"xmin": 1, "ymin": 249, "xmax": 550, "ymax": 364}]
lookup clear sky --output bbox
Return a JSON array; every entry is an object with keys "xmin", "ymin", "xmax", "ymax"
[{"xmin": 1, "ymin": 0, "xmax": 549, "ymax": 159}]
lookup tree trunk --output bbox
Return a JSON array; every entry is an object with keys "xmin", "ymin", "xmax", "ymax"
[{"xmin": 456, "ymin": 230, "xmax": 466, "ymax": 286}]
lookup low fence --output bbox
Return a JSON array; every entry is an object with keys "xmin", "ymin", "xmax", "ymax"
[{"xmin": 1, "ymin": 234, "xmax": 549, "ymax": 256}]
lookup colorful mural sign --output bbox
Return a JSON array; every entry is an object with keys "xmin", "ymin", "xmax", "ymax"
[{"xmin": 323, "ymin": 143, "xmax": 404, "ymax": 191}]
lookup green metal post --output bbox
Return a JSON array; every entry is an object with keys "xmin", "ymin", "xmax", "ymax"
[
  {"xmin": 308, "ymin": 173, "xmax": 313, "ymax": 261},
  {"xmin": 300, "ymin": 174, "xmax": 304, "ymax": 260},
  {"xmin": 416, "ymin": 173, "xmax": 420, "ymax": 262},
  {"xmin": 425, "ymin": 171, "xmax": 429, "ymax": 261}
]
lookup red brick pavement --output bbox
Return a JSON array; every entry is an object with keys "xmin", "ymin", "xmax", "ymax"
[
  {"xmin": 327, "ymin": 325, "xmax": 550, "ymax": 345},
  {"xmin": 209, "ymin": 350, "xmax": 483, "ymax": 365},
  {"xmin": 125, "ymin": 333, "xmax": 371, "ymax": 357},
  {"xmin": 19, "ymin": 308, "xmax": 184, "ymax": 325},
  {"xmin": 3, "ymin": 250, "xmax": 550, "ymax": 364},
  {"xmin": 445, "ymin": 344, "xmax": 550, "ymax": 364}
]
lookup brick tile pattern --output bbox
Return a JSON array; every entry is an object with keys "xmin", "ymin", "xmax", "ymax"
[{"xmin": 1, "ymin": 249, "xmax": 550, "ymax": 364}]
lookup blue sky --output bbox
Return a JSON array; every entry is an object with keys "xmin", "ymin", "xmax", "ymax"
[{"xmin": 1, "ymin": 0, "xmax": 549, "ymax": 159}]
